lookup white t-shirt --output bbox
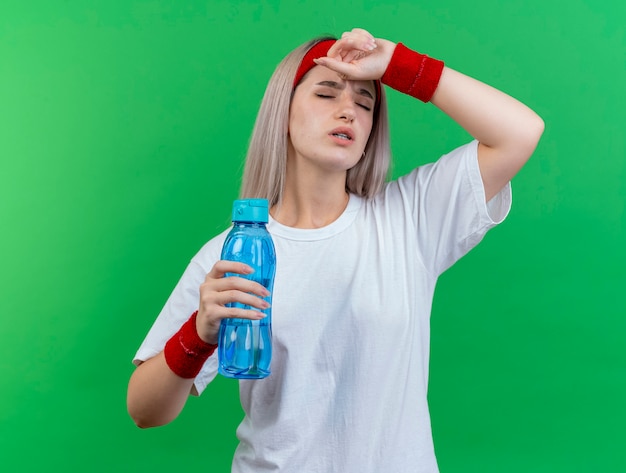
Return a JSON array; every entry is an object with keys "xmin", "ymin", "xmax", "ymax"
[{"xmin": 134, "ymin": 140, "xmax": 512, "ymax": 473}]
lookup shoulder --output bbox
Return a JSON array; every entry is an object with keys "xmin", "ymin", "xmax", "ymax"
[
  {"xmin": 378, "ymin": 140, "xmax": 478, "ymax": 198},
  {"xmin": 400, "ymin": 140, "xmax": 478, "ymax": 182},
  {"xmin": 190, "ymin": 226, "xmax": 232, "ymax": 272}
]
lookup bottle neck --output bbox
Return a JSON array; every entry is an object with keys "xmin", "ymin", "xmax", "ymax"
[{"xmin": 233, "ymin": 221, "xmax": 266, "ymax": 226}]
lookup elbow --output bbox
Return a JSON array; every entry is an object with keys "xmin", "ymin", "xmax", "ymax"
[
  {"xmin": 127, "ymin": 389, "xmax": 183, "ymax": 429},
  {"xmin": 127, "ymin": 402, "xmax": 156, "ymax": 429},
  {"xmin": 523, "ymin": 112, "xmax": 545, "ymax": 155},
  {"xmin": 128, "ymin": 408, "xmax": 152, "ymax": 429},
  {"xmin": 127, "ymin": 404, "xmax": 169, "ymax": 429},
  {"xmin": 132, "ymin": 419, "xmax": 152, "ymax": 430},
  {"xmin": 530, "ymin": 113, "xmax": 545, "ymax": 145},
  {"xmin": 127, "ymin": 388, "xmax": 175, "ymax": 429},
  {"xmin": 126, "ymin": 354, "xmax": 190, "ymax": 429},
  {"xmin": 133, "ymin": 420, "xmax": 158, "ymax": 430},
  {"xmin": 507, "ymin": 112, "xmax": 544, "ymax": 166}
]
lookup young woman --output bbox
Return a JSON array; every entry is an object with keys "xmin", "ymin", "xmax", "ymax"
[{"xmin": 128, "ymin": 28, "xmax": 544, "ymax": 472}]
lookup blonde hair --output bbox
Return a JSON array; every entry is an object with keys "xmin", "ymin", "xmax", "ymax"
[{"xmin": 240, "ymin": 37, "xmax": 392, "ymax": 205}]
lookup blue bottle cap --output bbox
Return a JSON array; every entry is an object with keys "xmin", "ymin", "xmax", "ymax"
[{"xmin": 231, "ymin": 199, "xmax": 269, "ymax": 223}]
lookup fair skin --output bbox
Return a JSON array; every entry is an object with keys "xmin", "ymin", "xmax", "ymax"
[
  {"xmin": 274, "ymin": 66, "xmax": 376, "ymax": 228},
  {"xmin": 127, "ymin": 28, "xmax": 544, "ymax": 428}
]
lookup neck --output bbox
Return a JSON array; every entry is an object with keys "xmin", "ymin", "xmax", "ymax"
[{"xmin": 271, "ymin": 166, "xmax": 350, "ymax": 229}]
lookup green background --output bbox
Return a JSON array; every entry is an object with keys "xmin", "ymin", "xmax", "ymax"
[{"xmin": 1, "ymin": 0, "xmax": 624, "ymax": 471}]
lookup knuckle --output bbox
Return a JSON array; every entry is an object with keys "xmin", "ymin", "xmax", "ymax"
[
  {"xmin": 225, "ymin": 275, "xmax": 244, "ymax": 287},
  {"xmin": 224, "ymin": 308, "xmax": 242, "ymax": 319},
  {"xmin": 226, "ymin": 289, "xmax": 241, "ymax": 301}
]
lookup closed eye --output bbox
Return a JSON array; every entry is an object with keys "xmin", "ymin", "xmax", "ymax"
[{"xmin": 316, "ymin": 93, "xmax": 372, "ymax": 112}]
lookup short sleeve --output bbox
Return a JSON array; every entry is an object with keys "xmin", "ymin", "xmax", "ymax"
[
  {"xmin": 391, "ymin": 140, "xmax": 512, "ymax": 276},
  {"xmin": 132, "ymin": 230, "xmax": 229, "ymax": 395}
]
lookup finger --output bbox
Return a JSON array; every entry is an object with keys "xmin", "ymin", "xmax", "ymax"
[
  {"xmin": 213, "ymin": 275, "xmax": 270, "ymax": 298},
  {"xmin": 206, "ymin": 260, "xmax": 254, "ymax": 280},
  {"xmin": 350, "ymin": 28, "xmax": 375, "ymax": 42},
  {"xmin": 337, "ymin": 30, "xmax": 376, "ymax": 51},
  {"xmin": 327, "ymin": 33, "xmax": 369, "ymax": 59},
  {"xmin": 327, "ymin": 43, "xmax": 374, "ymax": 65},
  {"xmin": 341, "ymin": 29, "xmax": 373, "ymax": 44},
  {"xmin": 342, "ymin": 49, "xmax": 369, "ymax": 64},
  {"xmin": 213, "ymin": 289, "xmax": 271, "ymax": 310},
  {"xmin": 215, "ymin": 306, "xmax": 268, "ymax": 320},
  {"xmin": 313, "ymin": 56, "xmax": 359, "ymax": 79},
  {"xmin": 341, "ymin": 29, "xmax": 376, "ymax": 50},
  {"xmin": 325, "ymin": 40, "xmax": 343, "ymax": 59}
]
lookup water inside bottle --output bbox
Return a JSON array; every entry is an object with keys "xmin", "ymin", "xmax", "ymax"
[
  {"xmin": 218, "ymin": 276, "xmax": 273, "ymax": 378},
  {"xmin": 218, "ymin": 318, "xmax": 272, "ymax": 378}
]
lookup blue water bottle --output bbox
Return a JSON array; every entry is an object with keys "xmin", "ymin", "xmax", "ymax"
[{"xmin": 218, "ymin": 199, "xmax": 276, "ymax": 379}]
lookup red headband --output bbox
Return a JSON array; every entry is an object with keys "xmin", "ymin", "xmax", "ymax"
[{"xmin": 293, "ymin": 39, "xmax": 381, "ymax": 110}]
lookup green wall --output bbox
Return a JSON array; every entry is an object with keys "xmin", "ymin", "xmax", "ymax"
[{"xmin": 1, "ymin": 1, "xmax": 624, "ymax": 471}]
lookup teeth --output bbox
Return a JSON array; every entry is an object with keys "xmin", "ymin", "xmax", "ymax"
[{"xmin": 333, "ymin": 133, "xmax": 350, "ymax": 140}]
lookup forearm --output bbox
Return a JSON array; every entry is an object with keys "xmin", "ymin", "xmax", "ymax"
[
  {"xmin": 127, "ymin": 351, "xmax": 195, "ymax": 428},
  {"xmin": 127, "ymin": 262, "xmax": 267, "ymax": 428}
]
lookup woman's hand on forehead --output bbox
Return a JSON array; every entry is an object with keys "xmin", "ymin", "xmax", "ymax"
[
  {"xmin": 314, "ymin": 28, "xmax": 395, "ymax": 82},
  {"xmin": 331, "ymin": 28, "xmax": 377, "ymax": 62}
]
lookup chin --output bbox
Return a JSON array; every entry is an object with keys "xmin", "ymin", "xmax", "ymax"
[{"xmin": 326, "ymin": 157, "xmax": 363, "ymax": 173}]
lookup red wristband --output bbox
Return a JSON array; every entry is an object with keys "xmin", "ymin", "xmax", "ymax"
[
  {"xmin": 164, "ymin": 311, "xmax": 217, "ymax": 379},
  {"xmin": 381, "ymin": 43, "xmax": 444, "ymax": 103}
]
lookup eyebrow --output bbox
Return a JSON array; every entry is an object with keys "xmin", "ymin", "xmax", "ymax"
[{"xmin": 315, "ymin": 80, "xmax": 375, "ymax": 100}]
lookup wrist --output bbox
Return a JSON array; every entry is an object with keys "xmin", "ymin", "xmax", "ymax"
[
  {"xmin": 381, "ymin": 43, "xmax": 444, "ymax": 102},
  {"xmin": 164, "ymin": 311, "xmax": 217, "ymax": 379}
]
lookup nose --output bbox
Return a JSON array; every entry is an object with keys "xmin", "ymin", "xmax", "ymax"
[
  {"xmin": 336, "ymin": 92, "xmax": 356, "ymax": 122},
  {"xmin": 339, "ymin": 111, "xmax": 355, "ymax": 122}
]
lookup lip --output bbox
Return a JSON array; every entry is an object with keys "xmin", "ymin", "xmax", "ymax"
[{"xmin": 328, "ymin": 127, "xmax": 355, "ymax": 144}]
